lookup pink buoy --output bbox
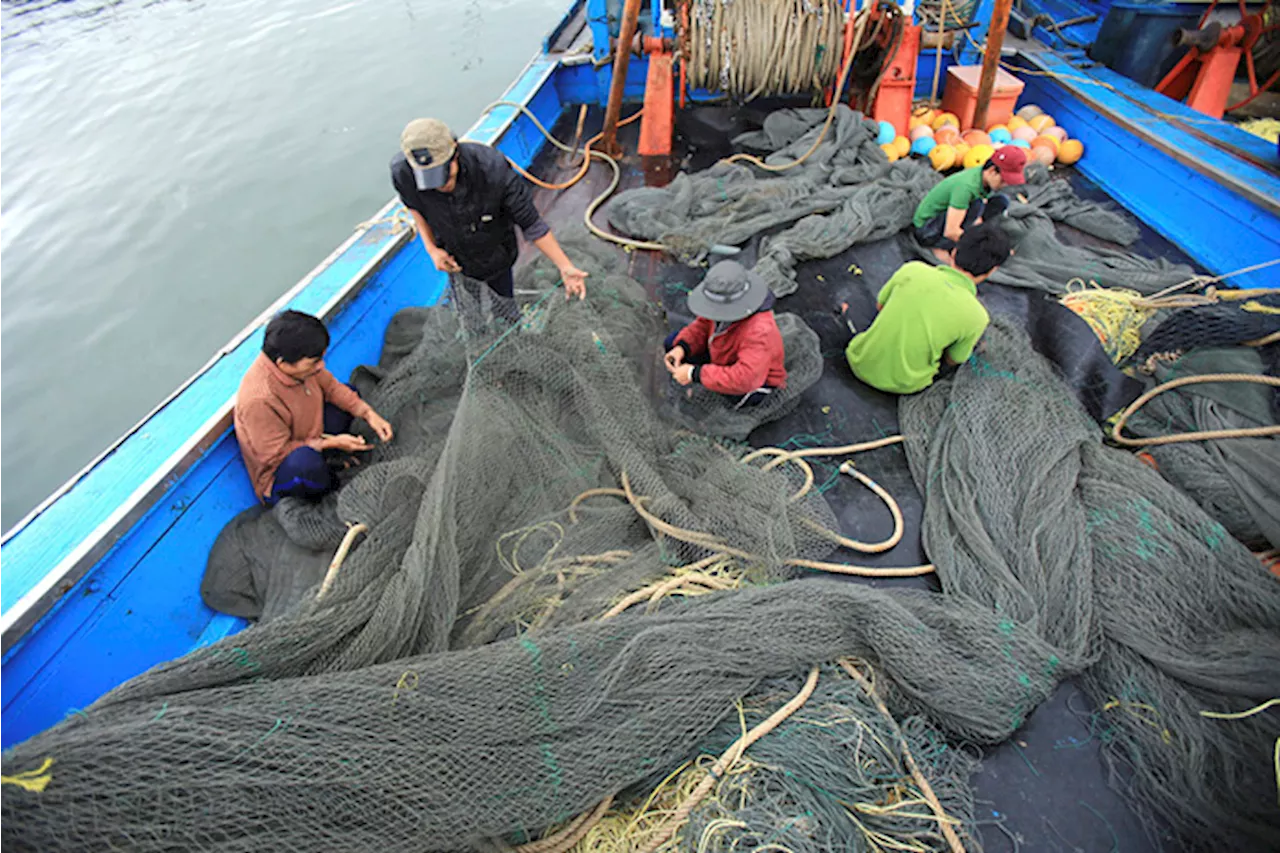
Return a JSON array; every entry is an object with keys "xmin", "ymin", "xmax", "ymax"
[
  {"xmin": 910, "ymin": 125, "xmax": 935, "ymax": 142},
  {"xmin": 1012, "ymin": 126, "xmax": 1038, "ymax": 143},
  {"xmin": 1044, "ymin": 126, "xmax": 1069, "ymax": 143}
]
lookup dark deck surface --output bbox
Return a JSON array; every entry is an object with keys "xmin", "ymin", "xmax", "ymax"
[{"xmin": 524, "ymin": 105, "xmax": 1202, "ymax": 852}]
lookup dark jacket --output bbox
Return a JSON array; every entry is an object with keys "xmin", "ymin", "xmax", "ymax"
[
  {"xmin": 674, "ymin": 296, "xmax": 788, "ymax": 396},
  {"xmin": 391, "ymin": 142, "xmax": 550, "ymax": 282}
]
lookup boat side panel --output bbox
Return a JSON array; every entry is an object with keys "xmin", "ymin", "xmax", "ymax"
[{"xmin": 1018, "ymin": 55, "xmax": 1280, "ymax": 290}]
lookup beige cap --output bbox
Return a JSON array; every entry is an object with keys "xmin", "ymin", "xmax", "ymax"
[{"xmin": 400, "ymin": 118, "xmax": 457, "ymax": 191}]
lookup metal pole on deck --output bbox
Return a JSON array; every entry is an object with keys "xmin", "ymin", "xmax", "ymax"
[
  {"xmin": 601, "ymin": 0, "xmax": 644, "ymax": 158},
  {"xmin": 972, "ymin": 0, "xmax": 1014, "ymax": 131}
]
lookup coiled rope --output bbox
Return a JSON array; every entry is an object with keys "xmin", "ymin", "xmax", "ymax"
[{"xmin": 1111, "ymin": 373, "xmax": 1280, "ymax": 447}]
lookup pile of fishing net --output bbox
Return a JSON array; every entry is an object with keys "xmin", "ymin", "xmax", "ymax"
[
  {"xmin": 1114, "ymin": 346, "xmax": 1280, "ymax": 550},
  {"xmin": 6, "ymin": 242, "xmax": 1279, "ymax": 851},
  {"xmin": 606, "ymin": 105, "xmax": 940, "ymax": 297}
]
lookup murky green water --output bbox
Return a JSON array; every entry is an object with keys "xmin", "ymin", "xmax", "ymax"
[{"xmin": 1, "ymin": 0, "xmax": 564, "ymax": 529}]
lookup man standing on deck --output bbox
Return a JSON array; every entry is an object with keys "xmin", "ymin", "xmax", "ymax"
[
  {"xmin": 913, "ymin": 146, "xmax": 1026, "ymax": 264},
  {"xmin": 390, "ymin": 117, "xmax": 588, "ymax": 314},
  {"xmin": 843, "ymin": 223, "xmax": 1013, "ymax": 395},
  {"xmin": 235, "ymin": 311, "xmax": 394, "ymax": 504}
]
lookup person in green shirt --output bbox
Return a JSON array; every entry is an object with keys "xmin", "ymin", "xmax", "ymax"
[
  {"xmin": 843, "ymin": 223, "xmax": 1014, "ymax": 395},
  {"xmin": 913, "ymin": 146, "xmax": 1026, "ymax": 263}
]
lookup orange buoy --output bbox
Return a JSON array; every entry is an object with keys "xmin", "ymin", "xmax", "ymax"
[
  {"xmin": 931, "ymin": 111, "xmax": 960, "ymax": 130},
  {"xmin": 963, "ymin": 143, "xmax": 995, "ymax": 169},
  {"xmin": 961, "ymin": 129, "xmax": 991, "ymax": 148},
  {"xmin": 933, "ymin": 125, "xmax": 960, "ymax": 145},
  {"xmin": 952, "ymin": 140, "xmax": 971, "ymax": 160},
  {"xmin": 929, "ymin": 143, "xmax": 957, "ymax": 171},
  {"xmin": 1030, "ymin": 145, "xmax": 1056, "ymax": 167},
  {"xmin": 1031, "ymin": 135, "xmax": 1060, "ymax": 157},
  {"xmin": 881, "ymin": 142, "xmax": 900, "ymax": 162},
  {"xmin": 987, "ymin": 123, "xmax": 1009, "ymax": 136},
  {"xmin": 1057, "ymin": 139, "xmax": 1084, "ymax": 165},
  {"xmin": 893, "ymin": 135, "xmax": 911, "ymax": 158},
  {"xmin": 1028, "ymin": 114, "xmax": 1056, "ymax": 133}
]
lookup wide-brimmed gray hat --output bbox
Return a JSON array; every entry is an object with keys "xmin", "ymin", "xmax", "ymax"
[{"xmin": 686, "ymin": 260, "xmax": 770, "ymax": 322}]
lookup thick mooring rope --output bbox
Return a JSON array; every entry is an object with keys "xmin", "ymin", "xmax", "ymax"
[{"xmin": 1111, "ymin": 374, "xmax": 1280, "ymax": 447}]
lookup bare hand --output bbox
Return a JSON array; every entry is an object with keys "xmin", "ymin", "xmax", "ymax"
[
  {"xmin": 664, "ymin": 348, "xmax": 684, "ymax": 371},
  {"xmin": 559, "ymin": 264, "xmax": 589, "ymax": 300},
  {"xmin": 428, "ymin": 248, "xmax": 462, "ymax": 274},
  {"xmin": 671, "ymin": 364, "xmax": 694, "ymax": 386},
  {"xmin": 366, "ymin": 411, "xmax": 394, "ymax": 443},
  {"xmin": 327, "ymin": 433, "xmax": 371, "ymax": 453}
]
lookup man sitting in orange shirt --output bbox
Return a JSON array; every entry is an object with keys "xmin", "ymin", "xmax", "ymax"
[{"xmin": 234, "ymin": 311, "xmax": 394, "ymax": 504}]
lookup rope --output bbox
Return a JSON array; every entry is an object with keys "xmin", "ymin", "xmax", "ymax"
[
  {"xmin": 1111, "ymin": 374, "xmax": 1280, "ymax": 447},
  {"xmin": 683, "ymin": 0, "xmax": 844, "ymax": 99},
  {"xmin": 838, "ymin": 660, "xmax": 968, "ymax": 853},
  {"xmin": 512, "ymin": 795, "xmax": 616, "ymax": 853},
  {"xmin": 316, "ymin": 523, "xmax": 368, "ymax": 601},
  {"xmin": 635, "ymin": 667, "xmax": 822, "ymax": 853},
  {"xmin": 719, "ymin": 5, "xmax": 871, "ymax": 174}
]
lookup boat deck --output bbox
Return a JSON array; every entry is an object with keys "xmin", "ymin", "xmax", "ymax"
[{"xmin": 523, "ymin": 104, "xmax": 1202, "ymax": 851}]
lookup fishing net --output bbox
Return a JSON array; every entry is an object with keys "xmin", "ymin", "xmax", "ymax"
[
  {"xmin": 900, "ymin": 317, "xmax": 1280, "ymax": 850},
  {"xmin": 900, "ymin": 162, "xmax": 1195, "ymax": 297},
  {"xmin": 1132, "ymin": 291, "xmax": 1280, "ymax": 363},
  {"xmin": 1117, "ymin": 347, "xmax": 1280, "ymax": 550},
  {"xmin": 606, "ymin": 106, "xmax": 940, "ymax": 296}
]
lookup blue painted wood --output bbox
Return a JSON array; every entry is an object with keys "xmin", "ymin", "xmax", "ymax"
[
  {"xmin": 1016, "ymin": 52, "xmax": 1280, "ymax": 290},
  {"xmin": 1, "ymin": 54, "xmax": 565, "ymax": 749},
  {"xmin": 586, "ymin": 0, "xmax": 612, "ymax": 63}
]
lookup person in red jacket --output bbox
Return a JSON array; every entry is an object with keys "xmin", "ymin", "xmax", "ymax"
[{"xmin": 664, "ymin": 260, "xmax": 787, "ymax": 408}]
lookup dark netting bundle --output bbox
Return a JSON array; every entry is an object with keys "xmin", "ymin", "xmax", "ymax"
[
  {"xmin": 1132, "ymin": 291, "xmax": 1280, "ymax": 362},
  {"xmin": 605, "ymin": 106, "xmax": 940, "ymax": 296},
  {"xmin": 900, "ymin": 318, "xmax": 1280, "ymax": 850}
]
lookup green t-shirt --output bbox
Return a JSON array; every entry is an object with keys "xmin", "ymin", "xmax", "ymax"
[
  {"xmin": 912, "ymin": 167, "xmax": 990, "ymax": 227},
  {"xmin": 844, "ymin": 262, "xmax": 989, "ymax": 394}
]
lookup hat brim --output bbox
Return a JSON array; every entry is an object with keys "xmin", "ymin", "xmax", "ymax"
[
  {"xmin": 412, "ymin": 160, "xmax": 451, "ymax": 191},
  {"xmin": 686, "ymin": 267, "xmax": 771, "ymax": 322}
]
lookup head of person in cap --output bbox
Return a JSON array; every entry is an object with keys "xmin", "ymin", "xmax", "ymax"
[
  {"xmin": 390, "ymin": 118, "xmax": 590, "ymax": 306},
  {"xmin": 401, "ymin": 118, "xmax": 459, "ymax": 193},
  {"xmin": 911, "ymin": 144, "xmax": 1026, "ymax": 264},
  {"xmin": 663, "ymin": 260, "xmax": 788, "ymax": 407}
]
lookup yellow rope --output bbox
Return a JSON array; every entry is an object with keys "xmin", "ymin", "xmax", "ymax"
[
  {"xmin": 1, "ymin": 757, "xmax": 54, "ymax": 793},
  {"xmin": 1199, "ymin": 699, "xmax": 1280, "ymax": 807}
]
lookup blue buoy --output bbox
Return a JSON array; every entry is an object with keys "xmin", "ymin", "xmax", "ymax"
[
  {"xmin": 989, "ymin": 127, "xmax": 1013, "ymax": 145},
  {"xmin": 877, "ymin": 121, "xmax": 897, "ymax": 145},
  {"xmin": 910, "ymin": 136, "xmax": 936, "ymax": 157},
  {"xmin": 1011, "ymin": 138, "xmax": 1032, "ymax": 149}
]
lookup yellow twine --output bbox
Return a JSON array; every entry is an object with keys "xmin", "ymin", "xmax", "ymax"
[
  {"xmin": 391, "ymin": 671, "xmax": 419, "ymax": 707},
  {"xmin": 1, "ymin": 757, "xmax": 55, "ymax": 793},
  {"xmin": 1101, "ymin": 698, "xmax": 1172, "ymax": 744},
  {"xmin": 1200, "ymin": 698, "xmax": 1280, "ymax": 806},
  {"xmin": 1059, "ymin": 282, "xmax": 1156, "ymax": 363}
]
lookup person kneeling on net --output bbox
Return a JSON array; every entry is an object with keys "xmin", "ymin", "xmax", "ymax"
[
  {"xmin": 234, "ymin": 311, "xmax": 394, "ymax": 505},
  {"xmin": 664, "ymin": 260, "xmax": 787, "ymax": 408},
  {"xmin": 844, "ymin": 223, "xmax": 1013, "ymax": 395},
  {"xmin": 912, "ymin": 145, "xmax": 1025, "ymax": 264}
]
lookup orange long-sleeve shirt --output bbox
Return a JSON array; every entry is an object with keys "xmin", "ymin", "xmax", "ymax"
[{"xmin": 233, "ymin": 353, "xmax": 372, "ymax": 500}]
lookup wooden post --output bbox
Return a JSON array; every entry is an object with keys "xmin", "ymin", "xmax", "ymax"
[
  {"xmin": 601, "ymin": 0, "xmax": 644, "ymax": 158},
  {"xmin": 972, "ymin": 0, "xmax": 1014, "ymax": 131}
]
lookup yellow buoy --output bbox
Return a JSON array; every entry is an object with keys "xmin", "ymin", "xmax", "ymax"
[
  {"xmin": 931, "ymin": 111, "xmax": 960, "ymax": 130},
  {"xmin": 1031, "ymin": 135, "xmax": 1060, "ymax": 158},
  {"xmin": 909, "ymin": 107, "xmax": 936, "ymax": 130},
  {"xmin": 1029, "ymin": 114, "xmax": 1056, "ymax": 133},
  {"xmin": 952, "ymin": 140, "xmax": 971, "ymax": 161},
  {"xmin": 962, "ymin": 143, "xmax": 995, "ymax": 169},
  {"xmin": 881, "ymin": 142, "xmax": 900, "ymax": 162},
  {"xmin": 987, "ymin": 123, "xmax": 1009, "ymax": 136},
  {"xmin": 929, "ymin": 143, "xmax": 957, "ymax": 171},
  {"xmin": 1007, "ymin": 115, "xmax": 1029, "ymax": 132},
  {"xmin": 893, "ymin": 135, "xmax": 911, "ymax": 158},
  {"xmin": 1057, "ymin": 138, "xmax": 1084, "ymax": 165}
]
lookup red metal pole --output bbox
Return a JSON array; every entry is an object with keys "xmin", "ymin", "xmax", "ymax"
[
  {"xmin": 601, "ymin": 0, "xmax": 644, "ymax": 158},
  {"xmin": 972, "ymin": 0, "xmax": 1014, "ymax": 131}
]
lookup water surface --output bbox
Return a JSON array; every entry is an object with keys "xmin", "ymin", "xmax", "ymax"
[{"xmin": 1, "ymin": 0, "xmax": 565, "ymax": 530}]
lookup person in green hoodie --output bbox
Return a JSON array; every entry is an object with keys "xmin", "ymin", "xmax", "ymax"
[{"xmin": 843, "ymin": 223, "xmax": 1014, "ymax": 395}]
